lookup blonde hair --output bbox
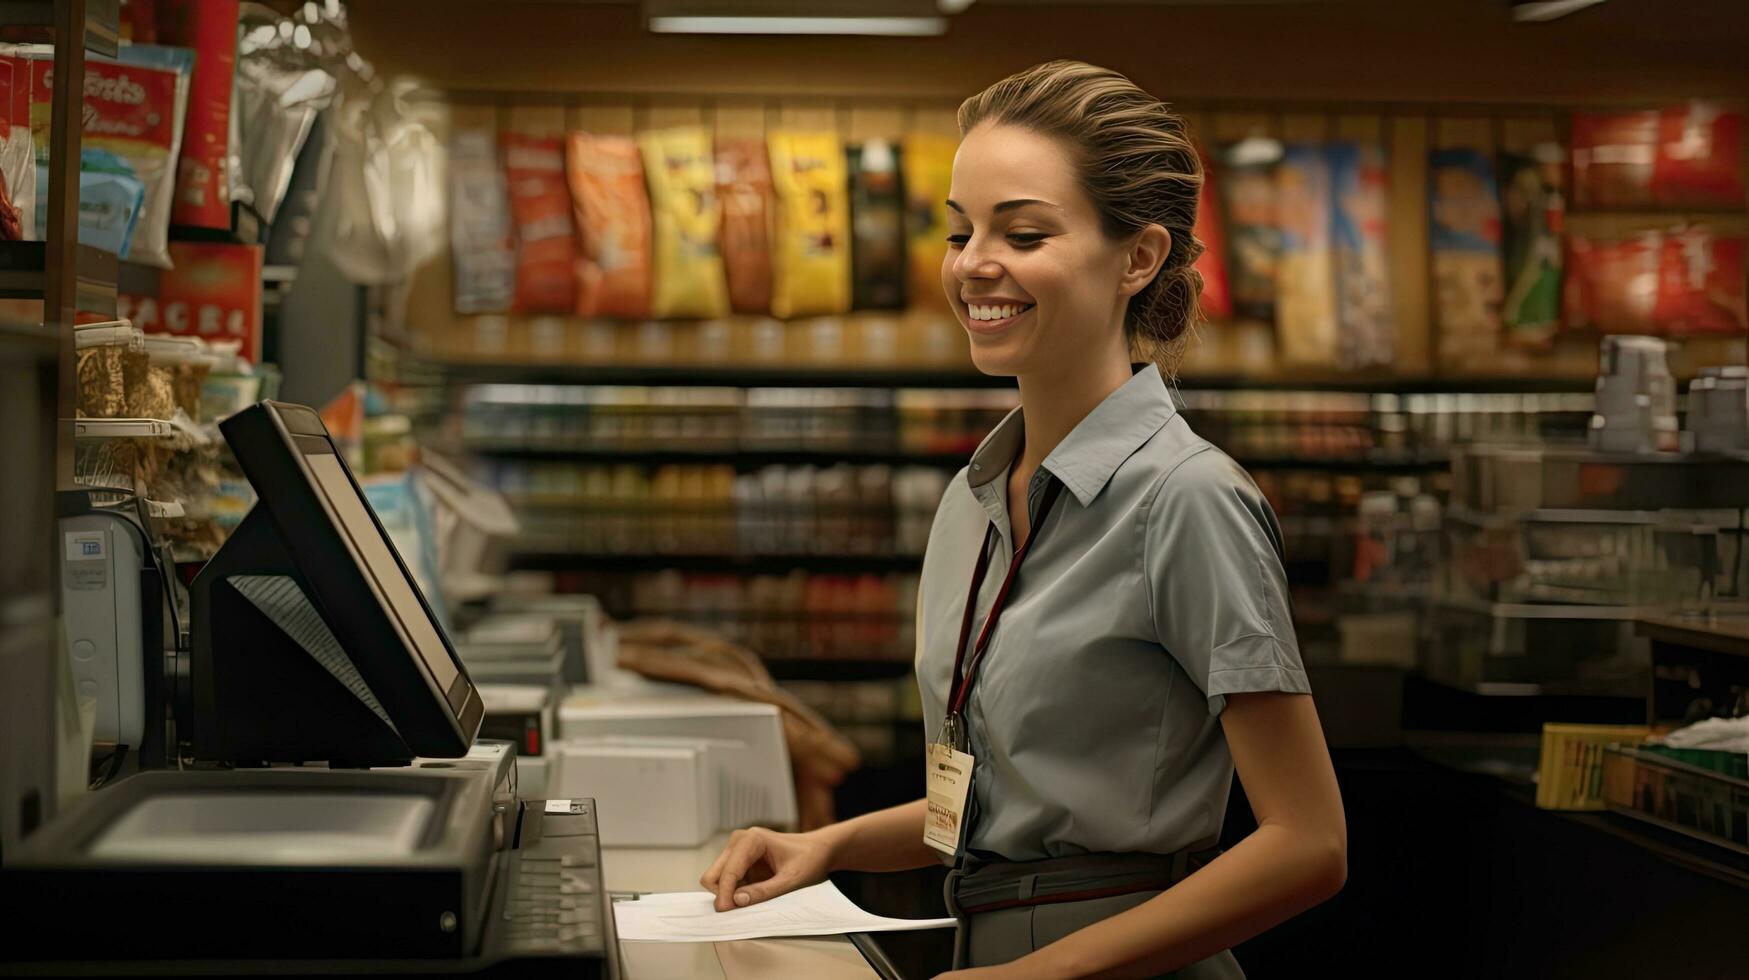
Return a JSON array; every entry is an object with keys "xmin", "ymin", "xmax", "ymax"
[{"xmin": 958, "ymin": 60, "xmax": 1204, "ymax": 376}]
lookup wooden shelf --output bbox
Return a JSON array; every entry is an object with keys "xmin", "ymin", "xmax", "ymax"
[
  {"xmin": 0, "ymin": 0, "xmax": 118, "ymax": 57},
  {"xmin": 460, "ymin": 441, "xmax": 970, "ymax": 468},
  {"xmin": 0, "ymin": 241, "xmax": 117, "ymax": 317}
]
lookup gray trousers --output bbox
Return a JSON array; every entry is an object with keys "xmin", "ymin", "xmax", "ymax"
[{"xmin": 943, "ymin": 851, "xmax": 1244, "ymax": 978}]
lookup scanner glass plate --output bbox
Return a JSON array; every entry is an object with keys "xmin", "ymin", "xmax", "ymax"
[{"xmin": 88, "ymin": 793, "xmax": 434, "ymax": 864}]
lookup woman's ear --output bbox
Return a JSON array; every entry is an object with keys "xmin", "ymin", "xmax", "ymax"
[{"xmin": 1119, "ymin": 224, "xmax": 1172, "ymax": 299}]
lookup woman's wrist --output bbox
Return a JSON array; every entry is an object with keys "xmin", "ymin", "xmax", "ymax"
[{"xmin": 802, "ymin": 820, "xmax": 855, "ymax": 872}]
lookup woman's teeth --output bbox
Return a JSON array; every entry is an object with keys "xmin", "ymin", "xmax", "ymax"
[{"xmin": 968, "ymin": 303, "xmax": 1034, "ymax": 321}]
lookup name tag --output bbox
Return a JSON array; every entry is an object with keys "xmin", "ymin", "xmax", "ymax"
[{"xmin": 924, "ymin": 742, "xmax": 974, "ymax": 857}]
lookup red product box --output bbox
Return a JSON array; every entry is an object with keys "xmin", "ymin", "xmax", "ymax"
[
  {"xmin": 155, "ymin": 0, "xmax": 239, "ymax": 229},
  {"xmin": 1571, "ymin": 111, "xmax": 1658, "ymax": 209},
  {"xmin": 1655, "ymin": 225, "xmax": 1746, "ymax": 336},
  {"xmin": 1652, "ymin": 103, "xmax": 1744, "ymax": 210},
  {"xmin": 118, "ymin": 241, "xmax": 264, "ymax": 362}
]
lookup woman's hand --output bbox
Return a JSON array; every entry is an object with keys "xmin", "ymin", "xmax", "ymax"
[{"xmin": 699, "ymin": 826, "xmax": 836, "ymax": 912}]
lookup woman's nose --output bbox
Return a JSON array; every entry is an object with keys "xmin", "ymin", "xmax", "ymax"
[{"xmin": 953, "ymin": 238, "xmax": 1002, "ymax": 282}]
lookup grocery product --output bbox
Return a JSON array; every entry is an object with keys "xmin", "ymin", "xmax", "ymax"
[
  {"xmin": 29, "ymin": 45, "xmax": 191, "ymax": 267},
  {"xmin": 716, "ymin": 137, "xmax": 773, "ymax": 314},
  {"xmin": 118, "ymin": 241, "xmax": 265, "ymax": 363},
  {"xmin": 902, "ymin": 133, "xmax": 955, "ymax": 310},
  {"xmin": 1328, "ymin": 142, "xmax": 1393, "ymax": 369},
  {"xmin": 1218, "ymin": 142, "xmax": 1280, "ymax": 321},
  {"xmin": 1652, "ymin": 103, "xmax": 1744, "ymax": 209},
  {"xmin": 153, "ymin": 0, "xmax": 238, "ymax": 229},
  {"xmin": 448, "ymin": 127, "xmax": 515, "ymax": 314},
  {"xmin": 0, "ymin": 48, "xmax": 34, "ymax": 240},
  {"xmin": 640, "ymin": 126, "xmax": 728, "ymax": 319},
  {"xmin": 1429, "ymin": 148, "xmax": 1504, "ymax": 361},
  {"xmin": 1654, "ymin": 225, "xmax": 1746, "ymax": 336},
  {"xmin": 503, "ymin": 132, "xmax": 576, "ymax": 314},
  {"xmin": 1497, "ymin": 146, "xmax": 1564, "ymax": 347},
  {"xmin": 767, "ymin": 131, "xmax": 852, "ymax": 318},
  {"xmin": 233, "ymin": 4, "xmax": 336, "ymax": 227},
  {"xmin": 1191, "ymin": 144, "xmax": 1231, "ymax": 320},
  {"xmin": 1564, "ymin": 231, "xmax": 1659, "ymax": 334},
  {"xmin": 848, "ymin": 139, "xmax": 907, "ymax": 310},
  {"xmin": 75, "ymin": 149, "xmax": 145, "ymax": 256},
  {"xmin": 1571, "ymin": 110, "xmax": 1657, "ymax": 209},
  {"xmin": 566, "ymin": 132, "xmax": 652, "ymax": 319},
  {"xmin": 1275, "ymin": 144, "xmax": 1337, "ymax": 366}
]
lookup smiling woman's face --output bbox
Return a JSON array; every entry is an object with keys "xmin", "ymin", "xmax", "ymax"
[{"xmin": 942, "ymin": 122, "xmax": 1134, "ymax": 378}]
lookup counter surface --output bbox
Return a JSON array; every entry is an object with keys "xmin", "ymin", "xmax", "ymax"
[{"xmin": 603, "ymin": 834, "xmax": 882, "ymax": 980}]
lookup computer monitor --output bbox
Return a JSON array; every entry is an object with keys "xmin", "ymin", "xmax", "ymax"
[{"xmin": 190, "ymin": 401, "xmax": 482, "ymax": 765}]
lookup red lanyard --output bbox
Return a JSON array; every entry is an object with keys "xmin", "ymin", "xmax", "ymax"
[{"xmin": 946, "ymin": 477, "xmax": 1065, "ymax": 719}]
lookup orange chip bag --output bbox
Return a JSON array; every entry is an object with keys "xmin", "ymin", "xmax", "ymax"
[{"xmin": 566, "ymin": 132, "xmax": 652, "ymax": 319}]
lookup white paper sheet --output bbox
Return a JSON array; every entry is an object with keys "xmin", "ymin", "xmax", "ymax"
[{"xmin": 613, "ymin": 881, "xmax": 956, "ymax": 943}]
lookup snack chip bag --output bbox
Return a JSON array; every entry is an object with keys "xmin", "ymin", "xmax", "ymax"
[
  {"xmin": 1429, "ymin": 148, "xmax": 1504, "ymax": 363},
  {"xmin": 640, "ymin": 126, "xmax": 728, "ymax": 319},
  {"xmin": 902, "ymin": 132, "xmax": 955, "ymax": 310},
  {"xmin": 448, "ymin": 127, "xmax": 514, "ymax": 314},
  {"xmin": 767, "ymin": 131, "xmax": 851, "ymax": 318},
  {"xmin": 566, "ymin": 132, "xmax": 652, "ymax": 319},
  {"xmin": 503, "ymin": 132, "xmax": 576, "ymax": 314},
  {"xmin": 716, "ymin": 137, "xmax": 772, "ymax": 314},
  {"xmin": 155, "ymin": 0, "xmax": 238, "ymax": 229},
  {"xmin": 30, "ymin": 45, "xmax": 191, "ymax": 267},
  {"xmin": 1219, "ymin": 141, "xmax": 1281, "ymax": 322},
  {"xmin": 1274, "ymin": 144, "xmax": 1337, "ymax": 366},
  {"xmin": 1497, "ymin": 146, "xmax": 1564, "ymax": 348},
  {"xmin": 848, "ymin": 139, "xmax": 906, "ymax": 310},
  {"xmin": 1652, "ymin": 103, "xmax": 1744, "ymax": 209},
  {"xmin": 1328, "ymin": 142, "xmax": 1393, "ymax": 369},
  {"xmin": 0, "ymin": 48, "xmax": 35, "ymax": 240},
  {"xmin": 1190, "ymin": 144, "xmax": 1231, "ymax": 320}
]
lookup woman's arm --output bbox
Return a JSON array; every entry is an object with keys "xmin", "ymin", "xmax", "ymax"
[
  {"xmin": 956, "ymin": 692, "xmax": 1346, "ymax": 979},
  {"xmin": 820, "ymin": 797, "xmax": 941, "ymax": 872},
  {"xmin": 702, "ymin": 798, "xmax": 939, "ymax": 910}
]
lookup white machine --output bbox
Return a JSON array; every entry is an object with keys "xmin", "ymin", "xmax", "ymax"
[
  {"xmin": 551, "ymin": 737, "xmax": 718, "ymax": 846},
  {"xmin": 553, "ymin": 690, "xmax": 797, "ymax": 845},
  {"xmin": 58, "ymin": 510, "xmax": 152, "ymax": 752}
]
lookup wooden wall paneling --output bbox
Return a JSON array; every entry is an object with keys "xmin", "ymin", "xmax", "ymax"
[
  {"xmin": 1281, "ymin": 112, "xmax": 1330, "ymax": 144},
  {"xmin": 847, "ymin": 106, "xmax": 906, "ymax": 143},
  {"xmin": 505, "ymin": 104, "xmax": 565, "ymax": 138},
  {"xmin": 1335, "ymin": 115, "xmax": 1384, "ymax": 143},
  {"xmin": 910, "ymin": 106, "xmax": 960, "ymax": 138},
  {"xmin": 645, "ymin": 102, "xmax": 706, "ymax": 132},
  {"xmin": 1498, "ymin": 114, "xmax": 1560, "ymax": 154},
  {"xmin": 1210, "ymin": 112, "xmax": 1275, "ymax": 145},
  {"xmin": 713, "ymin": 102, "xmax": 767, "ymax": 139},
  {"xmin": 776, "ymin": 104, "xmax": 838, "ymax": 133},
  {"xmin": 571, "ymin": 104, "xmax": 636, "ymax": 135},
  {"xmin": 1389, "ymin": 114, "xmax": 1432, "ymax": 376}
]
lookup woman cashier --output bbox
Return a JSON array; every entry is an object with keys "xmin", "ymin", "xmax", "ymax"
[{"xmin": 702, "ymin": 60, "xmax": 1347, "ymax": 978}]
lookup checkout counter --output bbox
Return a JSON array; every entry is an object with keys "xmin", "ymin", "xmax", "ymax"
[{"xmin": 0, "ymin": 401, "xmax": 904, "ymax": 978}]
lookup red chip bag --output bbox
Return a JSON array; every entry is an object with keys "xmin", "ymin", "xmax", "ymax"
[
  {"xmin": 503, "ymin": 133, "xmax": 576, "ymax": 314},
  {"xmin": 1652, "ymin": 103, "xmax": 1744, "ymax": 210},
  {"xmin": 1192, "ymin": 145, "xmax": 1231, "ymax": 319},
  {"xmin": 1655, "ymin": 225, "xmax": 1746, "ymax": 336},
  {"xmin": 565, "ymin": 133, "xmax": 651, "ymax": 319},
  {"xmin": 1565, "ymin": 231, "xmax": 1660, "ymax": 334},
  {"xmin": 1572, "ymin": 111, "xmax": 1657, "ymax": 209}
]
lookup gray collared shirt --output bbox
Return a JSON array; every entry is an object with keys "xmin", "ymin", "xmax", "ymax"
[{"xmin": 915, "ymin": 364, "xmax": 1311, "ymax": 862}]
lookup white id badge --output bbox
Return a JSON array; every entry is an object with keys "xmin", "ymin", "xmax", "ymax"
[{"xmin": 924, "ymin": 742, "xmax": 974, "ymax": 857}]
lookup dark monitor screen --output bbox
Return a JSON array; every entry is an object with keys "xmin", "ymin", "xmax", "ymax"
[{"xmin": 211, "ymin": 401, "xmax": 479, "ymax": 758}]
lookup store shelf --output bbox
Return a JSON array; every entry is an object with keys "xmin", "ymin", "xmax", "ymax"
[
  {"xmin": 1231, "ymin": 451, "xmax": 1451, "ymax": 471},
  {"xmin": 0, "ymin": 0, "xmax": 119, "ymax": 56},
  {"xmin": 0, "ymin": 241, "xmax": 118, "ymax": 317},
  {"xmin": 0, "ymin": 318, "xmax": 60, "ymax": 353},
  {"xmin": 73, "ymin": 418, "xmax": 176, "ymax": 439},
  {"xmin": 509, "ymin": 551, "xmax": 922, "ymax": 574},
  {"xmin": 762, "ymin": 658, "xmax": 915, "ymax": 681},
  {"xmin": 421, "ymin": 359, "xmax": 1012, "ymax": 389},
  {"xmin": 460, "ymin": 441, "xmax": 971, "ymax": 468}
]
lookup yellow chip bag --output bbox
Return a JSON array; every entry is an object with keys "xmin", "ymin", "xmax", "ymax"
[
  {"xmin": 903, "ymin": 133, "xmax": 957, "ymax": 310},
  {"xmin": 640, "ymin": 127, "xmax": 729, "ymax": 319},
  {"xmin": 767, "ymin": 131, "xmax": 852, "ymax": 318}
]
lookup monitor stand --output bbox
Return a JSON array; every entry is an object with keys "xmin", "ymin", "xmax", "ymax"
[{"xmin": 190, "ymin": 506, "xmax": 412, "ymax": 768}]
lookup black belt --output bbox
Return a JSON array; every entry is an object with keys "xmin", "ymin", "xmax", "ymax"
[{"xmin": 946, "ymin": 846, "xmax": 1221, "ymax": 917}]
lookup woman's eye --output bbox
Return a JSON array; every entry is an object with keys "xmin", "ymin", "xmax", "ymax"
[
  {"xmin": 946, "ymin": 234, "xmax": 970, "ymax": 248},
  {"xmin": 1007, "ymin": 233, "xmax": 1047, "ymax": 247}
]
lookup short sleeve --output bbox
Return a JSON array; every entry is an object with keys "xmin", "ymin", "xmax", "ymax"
[{"xmin": 1142, "ymin": 448, "xmax": 1311, "ymax": 716}]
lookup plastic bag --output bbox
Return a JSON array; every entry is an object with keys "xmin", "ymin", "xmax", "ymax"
[
  {"xmin": 1219, "ymin": 142, "xmax": 1281, "ymax": 322},
  {"xmin": 1328, "ymin": 142, "xmax": 1392, "ymax": 369},
  {"xmin": 1652, "ymin": 103, "xmax": 1743, "ymax": 209},
  {"xmin": 29, "ymin": 45, "xmax": 190, "ymax": 267},
  {"xmin": 716, "ymin": 137, "xmax": 772, "ymax": 314},
  {"xmin": 565, "ymin": 132, "xmax": 651, "ymax": 319},
  {"xmin": 1275, "ymin": 144, "xmax": 1336, "ymax": 366},
  {"xmin": 1572, "ymin": 111, "xmax": 1657, "ymax": 209},
  {"xmin": 848, "ymin": 139, "xmax": 906, "ymax": 310},
  {"xmin": 767, "ymin": 131, "xmax": 851, "ymax": 318},
  {"xmin": 1564, "ymin": 231, "xmax": 1659, "ymax": 334},
  {"xmin": 234, "ymin": 3, "xmax": 337, "ymax": 226},
  {"xmin": 448, "ymin": 126, "xmax": 514, "ymax": 314},
  {"xmin": 76, "ymin": 149, "xmax": 145, "ymax": 256},
  {"xmin": 1655, "ymin": 225, "xmax": 1745, "ymax": 336},
  {"xmin": 318, "ymin": 83, "xmax": 444, "ymax": 286},
  {"xmin": 640, "ymin": 126, "xmax": 727, "ymax": 319},
  {"xmin": 0, "ymin": 47, "xmax": 34, "ymax": 240},
  {"xmin": 901, "ymin": 133, "xmax": 955, "ymax": 311}
]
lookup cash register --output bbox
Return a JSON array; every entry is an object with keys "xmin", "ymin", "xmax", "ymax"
[{"xmin": 3, "ymin": 402, "xmax": 618, "ymax": 977}]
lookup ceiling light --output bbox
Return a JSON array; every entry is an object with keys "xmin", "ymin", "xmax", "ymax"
[{"xmin": 648, "ymin": 15, "xmax": 947, "ymax": 35}]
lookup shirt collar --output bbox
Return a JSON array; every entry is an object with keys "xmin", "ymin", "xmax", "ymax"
[{"xmin": 965, "ymin": 363, "xmax": 1180, "ymax": 508}]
